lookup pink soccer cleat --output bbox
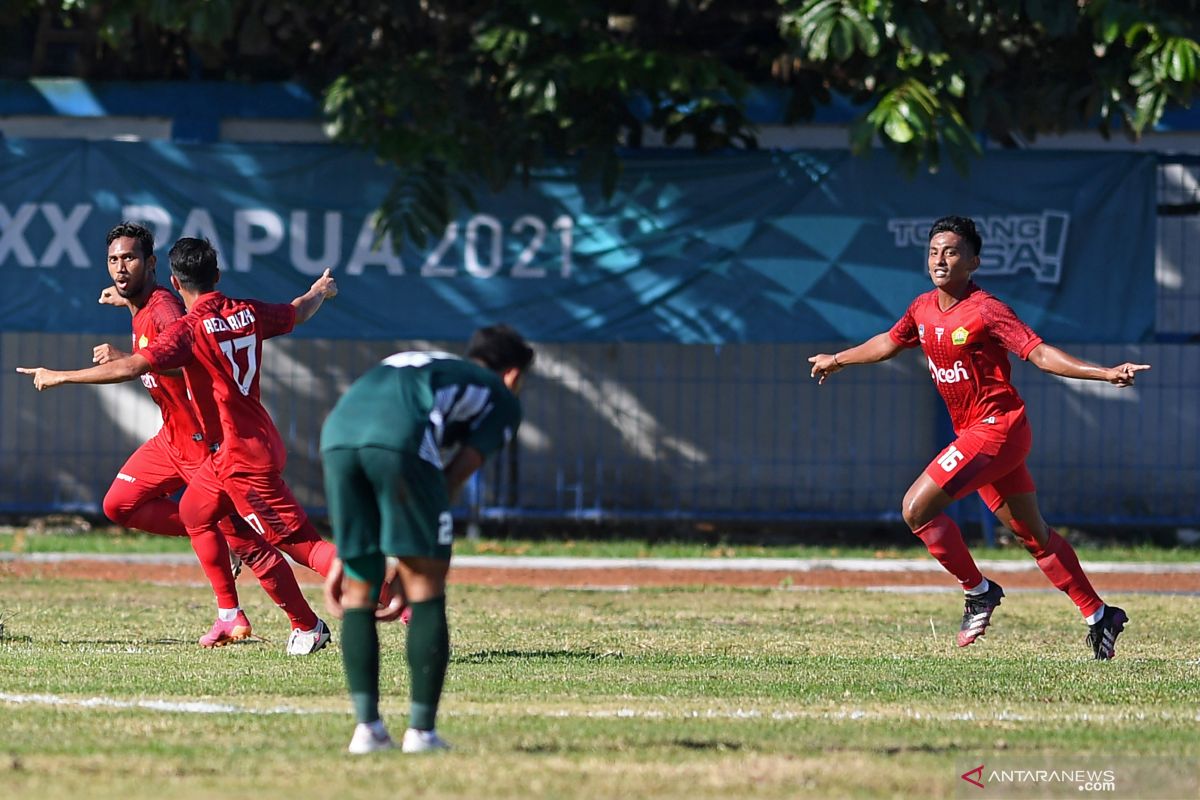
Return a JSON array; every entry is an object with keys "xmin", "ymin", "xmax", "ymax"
[{"xmin": 199, "ymin": 611, "xmax": 252, "ymax": 648}]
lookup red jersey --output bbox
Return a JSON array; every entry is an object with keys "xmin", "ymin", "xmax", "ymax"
[
  {"xmin": 889, "ymin": 283, "xmax": 1043, "ymax": 431},
  {"xmin": 131, "ymin": 287, "xmax": 209, "ymax": 462},
  {"xmin": 142, "ymin": 291, "xmax": 297, "ymax": 476}
]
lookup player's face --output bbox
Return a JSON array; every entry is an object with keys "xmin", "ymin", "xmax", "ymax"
[
  {"xmin": 927, "ymin": 231, "xmax": 978, "ymax": 290},
  {"xmin": 107, "ymin": 237, "xmax": 155, "ymax": 299}
]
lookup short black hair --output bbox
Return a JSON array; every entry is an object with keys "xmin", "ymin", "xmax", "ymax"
[
  {"xmin": 168, "ymin": 237, "xmax": 220, "ymax": 292},
  {"xmin": 928, "ymin": 215, "xmax": 982, "ymax": 256},
  {"xmin": 106, "ymin": 221, "xmax": 155, "ymax": 259},
  {"xmin": 466, "ymin": 324, "xmax": 535, "ymax": 374}
]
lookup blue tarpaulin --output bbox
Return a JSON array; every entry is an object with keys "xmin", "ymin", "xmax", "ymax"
[{"xmin": 0, "ymin": 140, "xmax": 1156, "ymax": 342}]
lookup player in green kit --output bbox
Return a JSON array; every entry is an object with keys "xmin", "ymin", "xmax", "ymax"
[{"xmin": 321, "ymin": 324, "xmax": 534, "ymax": 754}]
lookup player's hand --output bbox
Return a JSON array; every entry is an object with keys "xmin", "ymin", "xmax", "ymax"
[
  {"xmin": 311, "ymin": 268, "xmax": 338, "ymax": 300},
  {"xmin": 808, "ymin": 353, "xmax": 845, "ymax": 385},
  {"xmin": 375, "ymin": 557, "xmax": 408, "ymax": 623},
  {"xmin": 323, "ymin": 558, "xmax": 346, "ymax": 619},
  {"xmin": 1106, "ymin": 362, "xmax": 1151, "ymax": 387},
  {"xmin": 92, "ymin": 343, "xmax": 128, "ymax": 364},
  {"xmin": 15, "ymin": 367, "xmax": 64, "ymax": 391},
  {"xmin": 98, "ymin": 287, "xmax": 129, "ymax": 307}
]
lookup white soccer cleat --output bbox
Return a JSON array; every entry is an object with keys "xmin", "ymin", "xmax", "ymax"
[
  {"xmin": 348, "ymin": 721, "xmax": 395, "ymax": 754},
  {"xmin": 401, "ymin": 727, "xmax": 451, "ymax": 753},
  {"xmin": 286, "ymin": 619, "xmax": 331, "ymax": 655}
]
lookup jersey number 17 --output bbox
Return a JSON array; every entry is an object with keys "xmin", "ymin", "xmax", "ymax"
[{"xmin": 219, "ymin": 334, "xmax": 259, "ymax": 396}]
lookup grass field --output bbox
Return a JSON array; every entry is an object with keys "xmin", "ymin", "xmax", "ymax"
[{"xmin": 2, "ymin": 566, "xmax": 1199, "ymax": 799}]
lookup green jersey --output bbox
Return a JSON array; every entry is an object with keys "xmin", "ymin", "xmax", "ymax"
[{"xmin": 320, "ymin": 351, "xmax": 522, "ymax": 468}]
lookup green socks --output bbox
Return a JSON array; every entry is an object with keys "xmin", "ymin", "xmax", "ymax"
[
  {"xmin": 341, "ymin": 607, "xmax": 380, "ymax": 724},
  {"xmin": 406, "ymin": 595, "xmax": 449, "ymax": 731}
]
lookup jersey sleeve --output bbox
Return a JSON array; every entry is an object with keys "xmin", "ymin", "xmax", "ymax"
[
  {"xmin": 464, "ymin": 391, "xmax": 522, "ymax": 458},
  {"xmin": 980, "ymin": 297, "xmax": 1043, "ymax": 359},
  {"xmin": 253, "ymin": 300, "xmax": 297, "ymax": 340},
  {"xmin": 142, "ymin": 315, "xmax": 196, "ymax": 371},
  {"xmin": 888, "ymin": 300, "xmax": 921, "ymax": 349}
]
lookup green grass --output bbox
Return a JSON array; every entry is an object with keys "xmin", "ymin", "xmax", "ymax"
[
  {"xmin": 3, "ymin": 527, "xmax": 1199, "ymax": 563},
  {"xmin": 1, "ymin": 575, "xmax": 1198, "ymax": 799}
]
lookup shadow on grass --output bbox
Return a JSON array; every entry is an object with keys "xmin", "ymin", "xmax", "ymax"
[{"xmin": 457, "ymin": 649, "xmax": 625, "ymax": 663}]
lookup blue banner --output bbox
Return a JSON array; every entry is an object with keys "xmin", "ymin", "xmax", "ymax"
[{"xmin": 0, "ymin": 140, "xmax": 1156, "ymax": 342}]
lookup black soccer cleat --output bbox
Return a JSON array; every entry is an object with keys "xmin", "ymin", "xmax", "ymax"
[
  {"xmin": 1086, "ymin": 606, "xmax": 1128, "ymax": 660},
  {"xmin": 957, "ymin": 580, "xmax": 1005, "ymax": 647}
]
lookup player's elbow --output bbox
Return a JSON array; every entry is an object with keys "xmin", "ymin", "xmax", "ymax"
[
  {"xmin": 1026, "ymin": 343, "xmax": 1049, "ymax": 369},
  {"xmin": 117, "ymin": 356, "xmax": 152, "ymax": 382}
]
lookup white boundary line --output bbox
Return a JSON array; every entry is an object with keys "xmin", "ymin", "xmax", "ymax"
[
  {"xmin": 3, "ymin": 692, "xmax": 1197, "ymax": 724},
  {"xmin": 3, "ymin": 552, "xmax": 1199, "ymax": 574}
]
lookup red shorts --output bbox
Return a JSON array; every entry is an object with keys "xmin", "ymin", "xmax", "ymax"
[
  {"xmin": 107, "ymin": 432, "xmax": 189, "ymax": 510},
  {"xmin": 924, "ymin": 408, "xmax": 1037, "ymax": 511},
  {"xmin": 179, "ymin": 456, "xmax": 309, "ymax": 545}
]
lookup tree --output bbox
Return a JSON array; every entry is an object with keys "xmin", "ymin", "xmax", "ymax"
[
  {"xmin": 7, "ymin": 1, "xmax": 1199, "ymax": 242},
  {"xmin": 779, "ymin": 0, "xmax": 1200, "ymax": 173}
]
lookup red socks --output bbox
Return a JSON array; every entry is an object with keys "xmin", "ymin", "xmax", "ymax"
[
  {"xmin": 219, "ymin": 517, "xmax": 319, "ymax": 630},
  {"xmin": 1032, "ymin": 530, "xmax": 1104, "ymax": 618},
  {"xmin": 277, "ymin": 519, "xmax": 338, "ymax": 577},
  {"xmin": 913, "ymin": 514, "xmax": 984, "ymax": 590},
  {"xmin": 103, "ymin": 492, "xmax": 187, "ymax": 537},
  {"xmin": 186, "ymin": 526, "xmax": 240, "ymax": 609}
]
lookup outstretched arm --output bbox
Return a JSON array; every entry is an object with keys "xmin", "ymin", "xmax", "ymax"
[
  {"xmin": 1027, "ymin": 343, "xmax": 1150, "ymax": 387},
  {"xmin": 292, "ymin": 268, "xmax": 338, "ymax": 324},
  {"xmin": 17, "ymin": 353, "xmax": 152, "ymax": 391},
  {"xmin": 809, "ymin": 332, "xmax": 905, "ymax": 385}
]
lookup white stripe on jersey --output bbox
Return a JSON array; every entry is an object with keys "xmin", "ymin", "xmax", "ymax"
[
  {"xmin": 425, "ymin": 384, "xmax": 492, "ymax": 466},
  {"xmin": 446, "ymin": 385, "xmax": 491, "ymax": 425},
  {"xmin": 418, "ymin": 429, "xmax": 442, "ymax": 468}
]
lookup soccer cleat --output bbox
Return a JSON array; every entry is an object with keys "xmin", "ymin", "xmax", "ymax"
[
  {"xmin": 199, "ymin": 612, "xmax": 252, "ymax": 648},
  {"xmin": 956, "ymin": 580, "xmax": 1005, "ymax": 647},
  {"xmin": 401, "ymin": 728, "xmax": 451, "ymax": 753},
  {"xmin": 1086, "ymin": 606, "xmax": 1128, "ymax": 660},
  {"xmin": 286, "ymin": 618, "xmax": 331, "ymax": 655},
  {"xmin": 229, "ymin": 551, "xmax": 243, "ymax": 580},
  {"xmin": 348, "ymin": 722, "xmax": 395, "ymax": 754}
]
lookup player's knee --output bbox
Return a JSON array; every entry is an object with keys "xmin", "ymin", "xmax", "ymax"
[
  {"xmin": 901, "ymin": 495, "xmax": 931, "ymax": 532},
  {"xmin": 179, "ymin": 493, "xmax": 218, "ymax": 533},
  {"xmin": 102, "ymin": 489, "xmax": 135, "ymax": 527}
]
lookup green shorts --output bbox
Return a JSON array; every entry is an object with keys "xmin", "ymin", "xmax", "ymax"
[{"xmin": 322, "ymin": 446, "xmax": 453, "ymax": 561}]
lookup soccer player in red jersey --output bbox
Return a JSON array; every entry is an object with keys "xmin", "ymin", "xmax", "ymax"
[
  {"xmin": 19, "ymin": 236, "xmax": 341, "ymax": 654},
  {"xmin": 21, "ymin": 223, "xmax": 325, "ymax": 649},
  {"xmin": 808, "ymin": 215, "xmax": 1149, "ymax": 659}
]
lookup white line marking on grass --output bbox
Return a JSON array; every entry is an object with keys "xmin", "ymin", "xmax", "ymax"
[
  {"xmin": 4, "ymin": 692, "xmax": 1198, "ymax": 725},
  {"xmin": 0, "ymin": 692, "xmax": 323, "ymax": 716},
  {"xmin": 3, "ymin": 552, "xmax": 1198, "ymax": 574}
]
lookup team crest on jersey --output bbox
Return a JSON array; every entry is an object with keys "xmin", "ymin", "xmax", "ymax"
[
  {"xmin": 138, "ymin": 335, "xmax": 149, "ymax": 349},
  {"xmin": 951, "ymin": 326, "xmax": 970, "ymax": 346},
  {"xmin": 917, "ymin": 323, "xmax": 925, "ymax": 343}
]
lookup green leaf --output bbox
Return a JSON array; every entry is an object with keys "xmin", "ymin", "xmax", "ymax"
[
  {"xmin": 883, "ymin": 112, "xmax": 915, "ymax": 143},
  {"xmin": 830, "ymin": 19, "xmax": 854, "ymax": 62}
]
